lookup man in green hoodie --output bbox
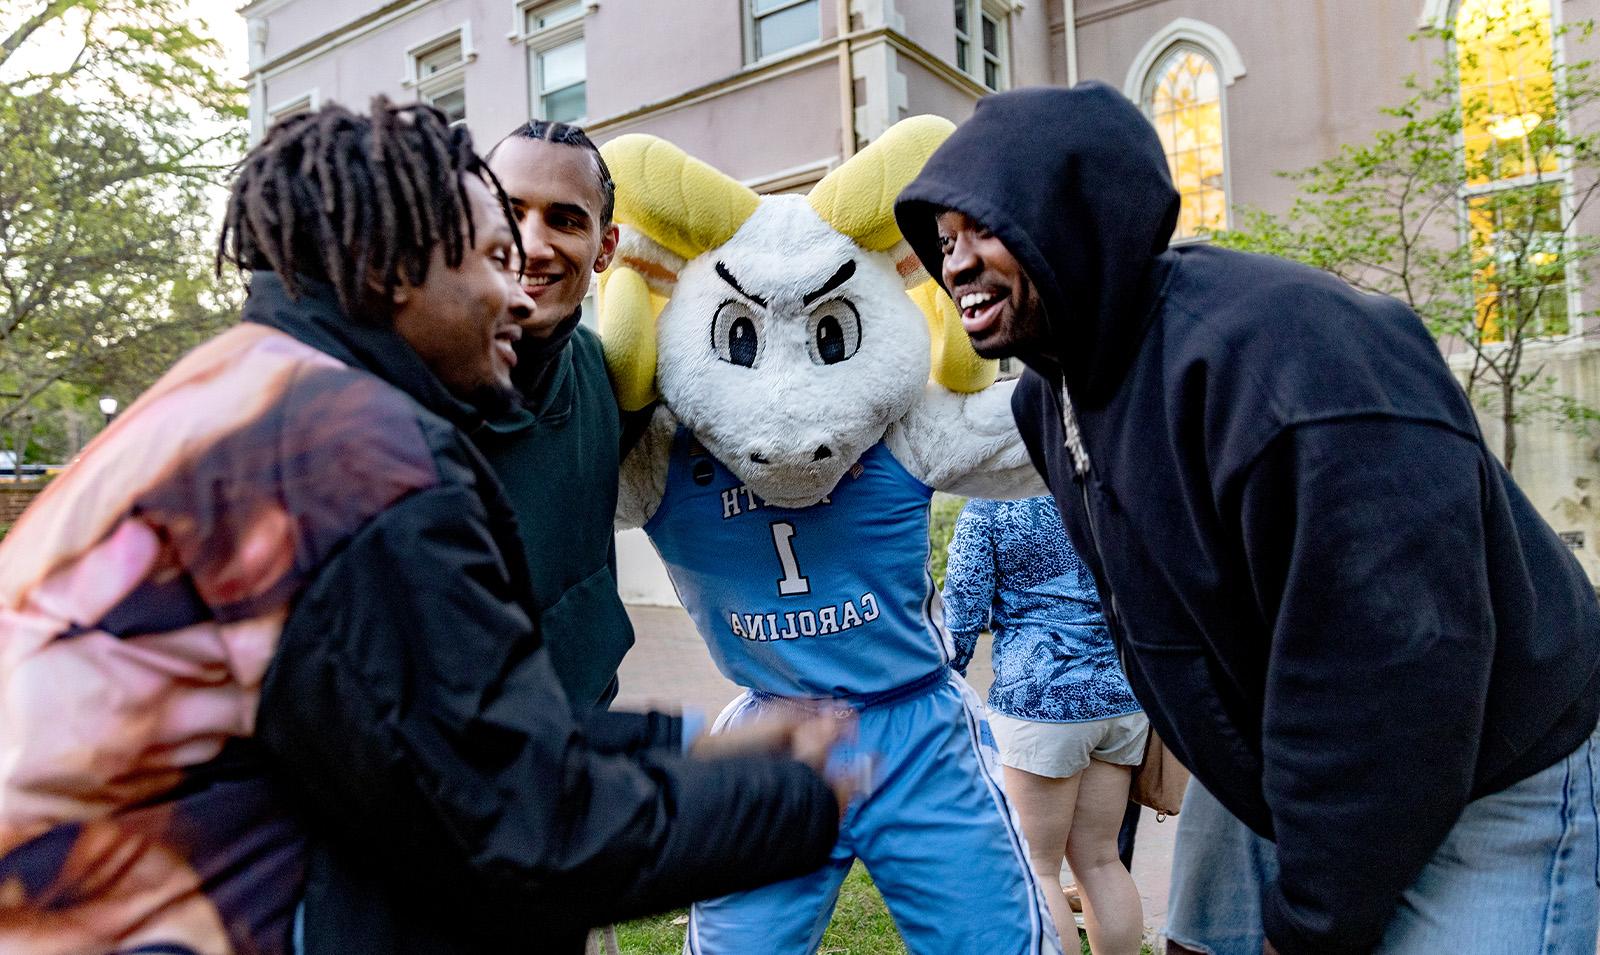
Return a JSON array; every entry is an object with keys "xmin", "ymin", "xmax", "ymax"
[{"xmin": 481, "ymin": 121, "xmax": 633, "ymax": 708}]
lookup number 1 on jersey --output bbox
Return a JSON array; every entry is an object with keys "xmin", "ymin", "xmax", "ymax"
[{"xmin": 770, "ymin": 521, "xmax": 811, "ymax": 596}]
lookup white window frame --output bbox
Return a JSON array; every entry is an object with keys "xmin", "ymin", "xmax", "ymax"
[
  {"xmin": 517, "ymin": 0, "xmax": 588, "ymax": 123},
  {"xmin": 267, "ymin": 88, "xmax": 319, "ymax": 125},
  {"xmin": 403, "ymin": 23, "xmax": 476, "ymax": 89},
  {"xmin": 403, "ymin": 25, "xmax": 475, "ymax": 128},
  {"xmin": 955, "ymin": 0, "xmax": 1011, "ymax": 91},
  {"xmin": 743, "ymin": 0, "xmax": 822, "ymax": 65}
]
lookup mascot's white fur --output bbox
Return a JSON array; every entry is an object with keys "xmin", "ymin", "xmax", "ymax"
[
  {"xmin": 595, "ymin": 117, "xmax": 1062, "ymax": 955},
  {"xmin": 599, "ymin": 116, "xmax": 1045, "ymax": 517}
]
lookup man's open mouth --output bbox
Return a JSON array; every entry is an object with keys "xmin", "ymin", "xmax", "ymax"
[{"xmin": 958, "ymin": 287, "xmax": 1008, "ymax": 335}]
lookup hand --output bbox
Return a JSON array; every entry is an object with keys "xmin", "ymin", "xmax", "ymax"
[
  {"xmin": 688, "ymin": 711, "xmax": 842, "ymax": 761},
  {"xmin": 689, "ymin": 710, "xmax": 861, "ymax": 814},
  {"xmin": 1263, "ymin": 940, "xmax": 1281, "ymax": 955}
]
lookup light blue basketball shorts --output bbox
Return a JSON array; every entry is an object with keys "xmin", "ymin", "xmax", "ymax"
[{"xmin": 684, "ymin": 673, "xmax": 1063, "ymax": 955}]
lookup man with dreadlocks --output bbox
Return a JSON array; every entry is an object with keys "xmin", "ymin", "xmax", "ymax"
[
  {"xmin": 474, "ymin": 120, "xmax": 634, "ymax": 710},
  {"xmin": 0, "ymin": 98, "xmax": 849, "ymax": 955}
]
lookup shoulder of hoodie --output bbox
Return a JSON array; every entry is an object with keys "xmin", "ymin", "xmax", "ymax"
[
  {"xmin": 1154, "ymin": 244, "xmax": 1482, "ymax": 458},
  {"xmin": 240, "ymin": 323, "xmax": 475, "ymax": 493}
]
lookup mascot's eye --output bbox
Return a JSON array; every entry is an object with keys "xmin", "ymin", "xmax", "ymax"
[
  {"xmin": 806, "ymin": 300, "xmax": 861, "ymax": 366},
  {"xmin": 712, "ymin": 300, "xmax": 762, "ymax": 368}
]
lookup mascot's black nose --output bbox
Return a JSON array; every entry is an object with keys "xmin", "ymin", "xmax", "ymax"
[
  {"xmin": 750, "ymin": 452, "xmax": 771, "ymax": 464},
  {"xmin": 812, "ymin": 445, "xmax": 833, "ymax": 461}
]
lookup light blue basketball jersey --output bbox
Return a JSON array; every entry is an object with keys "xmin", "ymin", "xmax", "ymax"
[{"xmin": 645, "ymin": 430, "xmax": 953, "ymax": 699}]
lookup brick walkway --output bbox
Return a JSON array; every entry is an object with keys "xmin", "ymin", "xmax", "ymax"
[{"xmin": 615, "ymin": 604, "xmax": 1176, "ymax": 944}]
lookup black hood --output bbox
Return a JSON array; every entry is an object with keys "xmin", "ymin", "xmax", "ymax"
[{"xmin": 895, "ymin": 82, "xmax": 1180, "ymax": 398}]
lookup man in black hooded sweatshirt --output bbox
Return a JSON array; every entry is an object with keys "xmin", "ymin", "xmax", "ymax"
[{"xmin": 895, "ymin": 83, "xmax": 1600, "ymax": 955}]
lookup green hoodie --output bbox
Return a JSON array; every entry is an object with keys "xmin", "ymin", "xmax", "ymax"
[{"xmin": 476, "ymin": 322, "xmax": 633, "ymax": 707}]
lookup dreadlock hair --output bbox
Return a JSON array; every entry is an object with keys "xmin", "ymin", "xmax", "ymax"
[
  {"xmin": 490, "ymin": 119, "xmax": 616, "ymax": 227},
  {"xmin": 217, "ymin": 95, "xmax": 522, "ymax": 322}
]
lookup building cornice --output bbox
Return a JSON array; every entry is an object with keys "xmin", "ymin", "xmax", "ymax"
[
  {"xmin": 246, "ymin": 0, "xmax": 433, "ymax": 80},
  {"xmin": 1077, "ymin": 0, "xmax": 1171, "ymax": 28}
]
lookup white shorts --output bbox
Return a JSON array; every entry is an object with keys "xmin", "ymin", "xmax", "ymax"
[{"xmin": 987, "ymin": 710, "xmax": 1149, "ymax": 779}]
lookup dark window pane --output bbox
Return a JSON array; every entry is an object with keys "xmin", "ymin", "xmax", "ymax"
[
  {"xmin": 955, "ymin": 0, "xmax": 968, "ymax": 34},
  {"xmin": 982, "ymin": 13, "xmax": 997, "ymax": 53},
  {"xmin": 756, "ymin": 0, "xmax": 819, "ymax": 57},
  {"xmin": 431, "ymin": 87, "xmax": 466, "ymax": 124},
  {"xmin": 957, "ymin": 39, "xmax": 969, "ymax": 72},
  {"xmin": 542, "ymin": 81, "xmax": 586, "ymax": 122},
  {"xmin": 984, "ymin": 59, "xmax": 998, "ymax": 89}
]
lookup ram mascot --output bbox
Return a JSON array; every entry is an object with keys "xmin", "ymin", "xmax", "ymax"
[{"xmin": 598, "ymin": 117, "xmax": 1060, "ymax": 955}]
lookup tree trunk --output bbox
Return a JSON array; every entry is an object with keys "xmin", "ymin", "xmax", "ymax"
[
  {"xmin": 10, "ymin": 419, "xmax": 26, "ymax": 483},
  {"xmin": 1501, "ymin": 379, "xmax": 1517, "ymax": 476}
]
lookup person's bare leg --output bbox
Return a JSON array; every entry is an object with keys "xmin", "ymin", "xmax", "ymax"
[
  {"xmin": 1001, "ymin": 764, "xmax": 1081, "ymax": 947},
  {"xmin": 1066, "ymin": 759, "xmax": 1143, "ymax": 955}
]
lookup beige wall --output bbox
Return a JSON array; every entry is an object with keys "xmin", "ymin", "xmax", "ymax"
[
  {"xmin": 1073, "ymin": 0, "xmax": 1433, "ymax": 221},
  {"xmin": 590, "ymin": 56, "xmax": 844, "ymax": 184}
]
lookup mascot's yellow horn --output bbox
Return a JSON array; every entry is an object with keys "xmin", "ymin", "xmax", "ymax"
[
  {"xmin": 806, "ymin": 115, "xmax": 957, "ymax": 252},
  {"xmin": 909, "ymin": 278, "xmax": 997, "ymax": 394},
  {"xmin": 601, "ymin": 134, "xmax": 760, "ymax": 261},
  {"xmin": 805, "ymin": 114, "xmax": 996, "ymax": 394}
]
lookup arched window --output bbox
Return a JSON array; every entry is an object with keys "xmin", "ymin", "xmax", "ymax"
[
  {"xmin": 1143, "ymin": 45, "xmax": 1227, "ymax": 240},
  {"xmin": 1455, "ymin": 0, "xmax": 1568, "ymax": 339}
]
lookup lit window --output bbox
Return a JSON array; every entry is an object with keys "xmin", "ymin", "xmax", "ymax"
[
  {"xmin": 1457, "ymin": 0, "xmax": 1569, "ymax": 341},
  {"xmin": 955, "ymin": 0, "xmax": 1007, "ymax": 90},
  {"xmin": 1456, "ymin": 0, "xmax": 1558, "ymax": 185},
  {"xmin": 748, "ymin": 0, "xmax": 819, "ymax": 61},
  {"xmin": 1143, "ymin": 46, "xmax": 1226, "ymax": 240},
  {"xmin": 1469, "ymin": 184, "xmax": 1569, "ymax": 339},
  {"xmin": 523, "ymin": 1, "xmax": 587, "ymax": 123}
]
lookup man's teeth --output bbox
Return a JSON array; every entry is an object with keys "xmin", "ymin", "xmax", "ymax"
[
  {"xmin": 959, "ymin": 292, "xmax": 996, "ymax": 309},
  {"xmin": 525, "ymin": 275, "xmax": 558, "ymax": 286}
]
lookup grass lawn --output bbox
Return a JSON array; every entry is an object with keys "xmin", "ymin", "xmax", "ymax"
[{"xmin": 614, "ymin": 862, "xmax": 1154, "ymax": 954}]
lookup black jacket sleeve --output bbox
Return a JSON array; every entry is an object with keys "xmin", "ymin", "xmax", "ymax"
[
  {"xmin": 1238, "ymin": 418, "xmax": 1494, "ymax": 954},
  {"xmin": 256, "ymin": 481, "xmax": 839, "ymax": 935}
]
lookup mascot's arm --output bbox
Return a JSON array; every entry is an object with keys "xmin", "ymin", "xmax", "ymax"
[
  {"xmin": 616, "ymin": 404, "xmax": 677, "ymax": 529},
  {"xmin": 884, "ymin": 378, "xmax": 1047, "ymax": 499}
]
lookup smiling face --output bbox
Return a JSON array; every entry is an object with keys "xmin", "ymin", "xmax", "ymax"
[
  {"xmin": 488, "ymin": 136, "xmax": 618, "ymax": 336},
  {"xmin": 390, "ymin": 174, "xmax": 531, "ymax": 406},
  {"xmin": 935, "ymin": 209, "xmax": 1047, "ymax": 359},
  {"xmin": 655, "ymin": 198, "xmax": 929, "ymax": 507}
]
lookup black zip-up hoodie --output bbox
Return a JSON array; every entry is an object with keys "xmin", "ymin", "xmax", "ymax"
[{"xmin": 897, "ymin": 83, "xmax": 1600, "ymax": 954}]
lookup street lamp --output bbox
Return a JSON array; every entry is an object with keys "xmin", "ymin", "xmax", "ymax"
[{"xmin": 98, "ymin": 396, "xmax": 119, "ymax": 424}]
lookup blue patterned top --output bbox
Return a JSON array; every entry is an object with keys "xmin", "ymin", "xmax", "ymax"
[{"xmin": 942, "ymin": 496, "xmax": 1140, "ymax": 722}]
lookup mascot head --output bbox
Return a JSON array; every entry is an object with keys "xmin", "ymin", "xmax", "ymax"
[{"xmin": 598, "ymin": 116, "xmax": 995, "ymax": 508}]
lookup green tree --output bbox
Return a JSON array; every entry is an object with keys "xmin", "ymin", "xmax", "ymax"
[
  {"xmin": 1214, "ymin": 11, "xmax": 1600, "ymax": 474},
  {"xmin": 0, "ymin": 0, "xmax": 243, "ymax": 460}
]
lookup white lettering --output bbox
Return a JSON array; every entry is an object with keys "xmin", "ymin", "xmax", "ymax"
[
  {"xmin": 726, "ymin": 591, "xmax": 880, "ymax": 642},
  {"xmin": 841, "ymin": 600, "xmax": 863, "ymax": 629},
  {"xmin": 721, "ymin": 488, "xmax": 741, "ymax": 519}
]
